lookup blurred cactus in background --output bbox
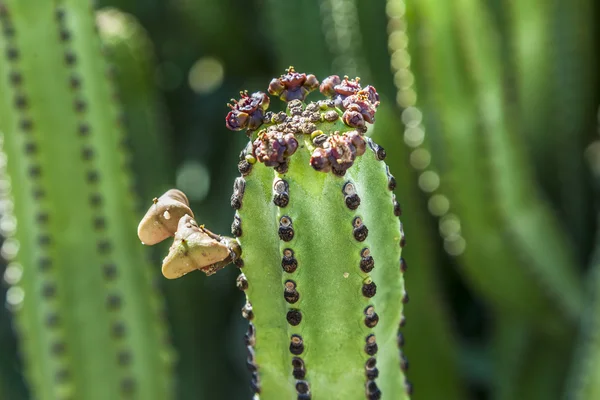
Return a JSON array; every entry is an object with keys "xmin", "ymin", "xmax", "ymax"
[{"xmin": 0, "ymin": 0, "xmax": 598, "ymax": 400}]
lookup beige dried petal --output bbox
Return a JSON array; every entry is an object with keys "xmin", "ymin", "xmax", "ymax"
[
  {"xmin": 161, "ymin": 215, "xmax": 232, "ymax": 279},
  {"xmin": 137, "ymin": 189, "xmax": 194, "ymax": 245}
]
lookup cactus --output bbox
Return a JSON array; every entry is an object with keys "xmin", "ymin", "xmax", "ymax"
[
  {"xmin": 0, "ymin": 2, "xmax": 173, "ymax": 399},
  {"xmin": 139, "ymin": 68, "xmax": 409, "ymax": 399}
]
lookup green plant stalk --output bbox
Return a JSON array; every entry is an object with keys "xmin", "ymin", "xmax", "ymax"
[
  {"xmin": 371, "ymin": 103, "xmax": 467, "ymax": 400},
  {"xmin": 403, "ymin": 0, "xmax": 582, "ymax": 326},
  {"xmin": 506, "ymin": 0, "xmax": 597, "ymax": 258},
  {"xmin": 97, "ymin": 7, "xmax": 173, "ymax": 206},
  {"xmin": 0, "ymin": 1, "xmax": 173, "ymax": 399},
  {"xmin": 142, "ymin": 71, "xmax": 409, "ymax": 399}
]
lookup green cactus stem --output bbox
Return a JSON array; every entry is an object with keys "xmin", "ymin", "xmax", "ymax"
[
  {"xmin": 140, "ymin": 68, "xmax": 409, "ymax": 399},
  {"xmin": 0, "ymin": 1, "xmax": 173, "ymax": 399}
]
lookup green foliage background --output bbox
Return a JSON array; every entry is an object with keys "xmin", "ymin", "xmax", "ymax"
[{"xmin": 1, "ymin": 0, "xmax": 600, "ymax": 399}]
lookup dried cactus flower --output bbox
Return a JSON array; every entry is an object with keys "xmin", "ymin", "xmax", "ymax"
[
  {"xmin": 161, "ymin": 215, "xmax": 239, "ymax": 279},
  {"xmin": 137, "ymin": 189, "xmax": 194, "ymax": 245},
  {"xmin": 141, "ymin": 68, "xmax": 408, "ymax": 399}
]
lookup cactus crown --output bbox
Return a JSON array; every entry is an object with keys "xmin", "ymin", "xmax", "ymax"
[{"xmin": 227, "ymin": 67, "xmax": 380, "ymax": 177}]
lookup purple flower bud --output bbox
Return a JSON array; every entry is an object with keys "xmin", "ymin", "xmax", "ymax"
[
  {"xmin": 342, "ymin": 109, "xmax": 366, "ymax": 130},
  {"xmin": 225, "ymin": 91, "xmax": 270, "ymax": 131},
  {"xmin": 268, "ymin": 67, "xmax": 320, "ymax": 102},
  {"xmin": 319, "ymin": 75, "xmax": 341, "ymax": 98}
]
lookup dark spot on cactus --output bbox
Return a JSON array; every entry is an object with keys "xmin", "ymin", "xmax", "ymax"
[
  {"xmin": 55, "ymin": 8, "xmax": 65, "ymax": 21},
  {"xmin": 284, "ymin": 280, "xmax": 300, "ymax": 304},
  {"xmin": 78, "ymin": 123, "xmax": 90, "ymax": 136},
  {"xmin": 28, "ymin": 165, "xmax": 41, "ymax": 178},
  {"xmin": 45, "ymin": 313, "xmax": 60, "ymax": 328},
  {"xmin": 24, "ymin": 142, "xmax": 36, "ymax": 154},
  {"xmin": 393, "ymin": 196, "xmax": 402, "ymax": 217},
  {"xmin": 9, "ymin": 71, "xmax": 22, "ymax": 86},
  {"xmin": 273, "ymin": 179, "xmax": 290, "ymax": 208},
  {"xmin": 81, "ymin": 146, "xmax": 94, "ymax": 160},
  {"xmin": 360, "ymin": 248, "xmax": 374, "ymax": 273},
  {"xmin": 400, "ymin": 354, "xmax": 409, "ymax": 371},
  {"xmin": 230, "ymin": 177, "xmax": 246, "ymax": 210},
  {"xmin": 237, "ymin": 159, "xmax": 253, "ymax": 175},
  {"xmin": 388, "ymin": 175, "xmax": 397, "ymax": 191},
  {"xmin": 366, "ymin": 356, "xmax": 377, "ymax": 368},
  {"xmin": 290, "ymin": 334, "xmax": 304, "ymax": 355},
  {"xmin": 287, "ymin": 309, "xmax": 302, "ymax": 326},
  {"xmin": 38, "ymin": 234, "xmax": 51, "ymax": 246},
  {"xmin": 397, "ymin": 332, "xmax": 405, "ymax": 347},
  {"xmin": 324, "ymin": 110, "xmax": 339, "ymax": 122},
  {"xmin": 400, "ymin": 235, "xmax": 406, "ymax": 248},
  {"xmin": 41, "ymin": 282, "xmax": 56, "ymax": 298},
  {"xmin": 402, "ymin": 291, "xmax": 410, "ymax": 304},
  {"xmin": 59, "ymin": 29, "xmax": 70, "ymax": 41},
  {"xmin": 292, "ymin": 357, "xmax": 306, "ymax": 379},
  {"xmin": 400, "ymin": 257, "xmax": 409, "ymax": 274},
  {"xmin": 97, "ymin": 240, "xmax": 111, "ymax": 254},
  {"xmin": 279, "ymin": 216, "xmax": 294, "ymax": 241},
  {"xmin": 14, "ymin": 94, "xmax": 27, "ymax": 109},
  {"xmin": 405, "ymin": 380, "xmax": 414, "ymax": 395},
  {"xmin": 86, "ymin": 170, "xmax": 99, "ymax": 183},
  {"xmin": 38, "ymin": 257, "xmax": 52, "ymax": 271},
  {"xmin": 6, "ymin": 46, "xmax": 18, "ymax": 60},
  {"xmin": 353, "ymin": 217, "xmax": 368, "ymax": 241},
  {"xmin": 250, "ymin": 372, "xmax": 261, "ymax": 393},
  {"xmin": 19, "ymin": 118, "xmax": 33, "ymax": 131},
  {"xmin": 400, "ymin": 315, "xmax": 407, "ymax": 327},
  {"xmin": 2, "ymin": 25, "xmax": 14, "ymax": 38},
  {"xmin": 74, "ymin": 98, "xmax": 87, "ymax": 113},
  {"xmin": 343, "ymin": 182, "xmax": 361, "ymax": 210},
  {"xmin": 274, "ymin": 159, "xmax": 289, "ymax": 174},
  {"xmin": 64, "ymin": 51, "xmax": 76, "ymax": 65},
  {"xmin": 32, "ymin": 187, "xmax": 45, "ymax": 199},
  {"xmin": 296, "ymin": 380, "xmax": 310, "ymax": 394},
  {"xmin": 368, "ymin": 140, "xmax": 386, "ymax": 161},
  {"xmin": 366, "ymin": 380, "xmax": 382, "ymax": 399},
  {"xmin": 111, "ymin": 321, "xmax": 126, "ymax": 338},
  {"xmin": 242, "ymin": 302, "xmax": 254, "ymax": 320},
  {"xmin": 282, "ymin": 248, "xmax": 298, "ymax": 273},
  {"xmin": 365, "ymin": 334, "xmax": 378, "ymax": 356},
  {"xmin": 236, "ymin": 273, "xmax": 248, "ymax": 291},
  {"xmin": 103, "ymin": 263, "xmax": 117, "ymax": 280},
  {"xmin": 298, "ymin": 394, "xmax": 312, "ymax": 400},
  {"xmin": 36, "ymin": 211, "xmax": 49, "ymax": 224},
  {"xmin": 120, "ymin": 378, "xmax": 136, "ymax": 394},
  {"xmin": 246, "ymin": 357, "xmax": 257, "ymax": 372},
  {"xmin": 364, "ymin": 305, "xmax": 379, "ymax": 328},
  {"xmin": 366, "ymin": 366, "xmax": 379, "ymax": 380},
  {"xmin": 106, "ymin": 294, "xmax": 122, "ymax": 310},
  {"xmin": 118, "ymin": 351, "xmax": 132, "ymax": 366},
  {"xmin": 69, "ymin": 75, "xmax": 81, "ymax": 89},
  {"xmin": 312, "ymin": 133, "xmax": 328, "ymax": 146},
  {"xmin": 362, "ymin": 280, "xmax": 377, "ymax": 298},
  {"xmin": 245, "ymin": 323, "xmax": 256, "ymax": 346},
  {"xmin": 55, "ymin": 369, "xmax": 70, "ymax": 383},
  {"xmin": 231, "ymin": 215, "xmax": 242, "ymax": 237},
  {"xmin": 50, "ymin": 341, "xmax": 66, "ymax": 356},
  {"xmin": 234, "ymin": 257, "xmax": 245, "ymax": 268}
]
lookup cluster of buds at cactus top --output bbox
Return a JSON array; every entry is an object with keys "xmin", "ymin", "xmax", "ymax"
[
  {"xmin": 226, "ymin": 67, "xmax": 381, "ymax": 176},
  {"xmin": 139, "ymin": 69, "xmax": 408, "ymax": 399}
]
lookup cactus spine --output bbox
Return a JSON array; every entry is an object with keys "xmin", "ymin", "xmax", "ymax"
[
  {"xmin": 140, "ymin": 70, "xmax": 409, "ymax": 399},
  {"xmin": 0, "ymin": 2, "xmax": 173, "ymax": 399}
]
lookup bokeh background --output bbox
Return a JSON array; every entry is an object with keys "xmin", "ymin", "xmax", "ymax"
[{"xmin": 1, "ymin": 0, "xmax": 600, "ymax": 399}]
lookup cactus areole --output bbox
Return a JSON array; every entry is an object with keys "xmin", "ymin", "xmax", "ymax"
[{"xmin": 139, "ymin": 68, "xmax": 409, "ymax": 399}]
